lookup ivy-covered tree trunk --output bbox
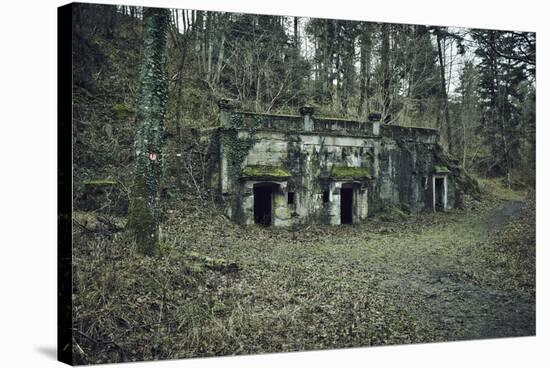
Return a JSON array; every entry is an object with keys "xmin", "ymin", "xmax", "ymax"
[
  {"xmin": 380, "ymin": 24, "xmax": 391, "ymax": 123},
  {"xmin": 127, "ymin": 8, "xmax": 170, "ymax": 256}
]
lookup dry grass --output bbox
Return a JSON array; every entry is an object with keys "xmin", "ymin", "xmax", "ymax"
[{"xmin": 71, "ymin": 180, "xmax": 535, "ymax": 364}]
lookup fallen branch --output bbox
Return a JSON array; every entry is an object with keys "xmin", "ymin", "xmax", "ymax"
[
  {"xmin": 185, "ymin": 251, "xmax": 239, "ymax": 273},
  {"xmin": 71, "ymin": 328, "xmax": 130, "ymax": 360}
]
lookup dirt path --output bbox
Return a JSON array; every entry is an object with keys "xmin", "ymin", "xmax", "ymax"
[
  {"xmin": 486, "ymin": 200, "xmax": 524, "ymax": 229},
  {"xmin": 375, "ymin": 200, "xmax": 535, "ymax": 340},
  {"xmin": 144, "ymin": 196, "xmax": 536, "ymax": 356}
]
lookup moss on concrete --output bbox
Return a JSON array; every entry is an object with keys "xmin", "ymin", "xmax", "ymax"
[
  {"xmin": 242, "ymin": 165, "xmax": 291, "ymax": 179},
  {"xmin": 221, "ymin": 129, "xmax": 255, "ymax": 182},
  {"xmin": 330, "ymin": 166, "xmax": 371, "ymax": 180},
  {"xmin": 434, "ymin": 165, "xmax": 450, "ymax": 174}
]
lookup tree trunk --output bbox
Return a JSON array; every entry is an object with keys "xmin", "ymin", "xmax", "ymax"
[
  {"xmin": 202, "ymin": 12, "xmax": 209, "ymax": 78},
  {"xmin": 436, "ymin": 30, "xmax": 453, "ymax": 154},
  {"xmin": 358, "ymin": 25, "xmax": 371, "ymax": 118},
  {"xmin": 255, "ymin": 73, "xmax": 261, "ymax": 112},
  {"xmin": 206, "ymin": 14, "xmax": 213, "ymax": 82},
  {"xmin": 195, "ymin": 11, "xmax": 203, "ymax": 73},
  {"xmin": 294, "ymin": 17, "xmax": 299, "ymax": 49},
  {"xmin": 127, "ymin": 8, "xmax": 170, "ymax": 256},
  {"xmin": 322, "ymin": 19, "xmax": 329, "ymax": 103},
  {"xmin": 214, "ymin": 32, "xmax": 226, "ymax": 85},
  {"xmin": 460, "ymin": 88, "xmax": 467, "ymax": 168},
  {"xmin": 174, "ymin": 38, "xmax": 189, "ymax": 196},
  {"xmin": 103, "ymin": 5, "xmax": 116, "ymax": 39},
  {"xmin": 181, "ymin": 10, "xmax": 187, "ymax": 33},
  {"xmin": 358, "ymin": 32, "xmax": 367, "ymax": 118},
  {"xmin": 381, "ymin": 24, "xmax": 391, "ymax": 122}
]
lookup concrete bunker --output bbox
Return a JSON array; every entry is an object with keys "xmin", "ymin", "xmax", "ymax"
[{"xmin": 214, "ymin": 101, "xmax": 459, "ymax": 226}]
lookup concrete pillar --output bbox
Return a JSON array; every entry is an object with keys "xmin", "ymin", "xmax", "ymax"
[
  {"xmin": 299, "ymin": 105, "xmax": 315, "ymax": 132},
  {"xmin": 373, "ymin": 122, "xmax": 380, "ymax": 136},
  {"xmin": 218, "ymin": 99, "xmax": 240, "ymax": 194},
  {"xmin": 359, "ymin": 187, "xmax": 369, "ymax": 220},
  {"xmin": 218, "ymin": 98, "xmax": 240, "ymax": 127},
  {"xmin": 330, "ymin": 182, "xmax": 342, "ymax": 225},
  {"xmin": 368, "ymin": 112, "xmax": 381, "ymax": 136}
]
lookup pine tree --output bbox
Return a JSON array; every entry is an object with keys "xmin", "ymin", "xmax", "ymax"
[
  {"xmin": 455, "ymin": 61, "xmax": 480, "ymax": 168},
  {"xmin": 357, "ymin": 23, "xmax": 373, "ymax": 118},
  {"xmin": 474, "ymin": 30, "xmax": 528, "ymax": 185}
]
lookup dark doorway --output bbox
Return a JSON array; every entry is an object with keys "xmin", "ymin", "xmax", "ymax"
[
  {"xmin": 254, "ymin": 185, "xmax": 273, "ymax": 226},
  {"xmin": 340, "ymin": 187, "xmax": 353, "ymax": 224},
  {"xmin": 434, "ymin": 177, "xmax": 445, "ymax": 211}
]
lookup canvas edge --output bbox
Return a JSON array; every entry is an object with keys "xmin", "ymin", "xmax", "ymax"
[{"xmin": 58, "ymin": 2, "xmax": 75, "ymax": 366}]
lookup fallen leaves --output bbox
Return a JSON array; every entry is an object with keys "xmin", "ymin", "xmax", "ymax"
[{"xmin": 71, "ymin": 188, "xmax": 535, "ymax": 364}]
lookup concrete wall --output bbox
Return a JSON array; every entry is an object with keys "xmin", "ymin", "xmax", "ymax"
[{"xmin": 215, "ymin": 107, "xmax": 455, "ymax": 226}]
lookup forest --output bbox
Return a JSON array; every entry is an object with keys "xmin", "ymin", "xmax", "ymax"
[{"xmin": 69, "ymin": 3, "xmax": 536, "ymax": 365}]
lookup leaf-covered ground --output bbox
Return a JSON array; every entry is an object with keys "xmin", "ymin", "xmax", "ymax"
[{"xmin": 72, "ymin": 185, "xmax": 535, "ymax": 364}]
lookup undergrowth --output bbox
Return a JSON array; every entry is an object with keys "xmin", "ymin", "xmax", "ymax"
[{"xmin": 72, "ymin": 179, "xmax": 535, "ymax": 363}]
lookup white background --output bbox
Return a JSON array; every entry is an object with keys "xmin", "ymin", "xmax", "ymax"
[{"xmin": 0, "ymin": 0, "xmax": 547, "ymax": 366}]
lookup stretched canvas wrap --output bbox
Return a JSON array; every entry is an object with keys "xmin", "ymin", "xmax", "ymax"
[{"xmin": 58, "ymin": 1, "xmax": 536, "ymax": 365}]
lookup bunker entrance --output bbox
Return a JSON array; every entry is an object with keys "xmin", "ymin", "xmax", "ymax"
[
  {"xmin": 253, "ymin": 183, "xmax": 275, "ymax": 226},
  {"xmin": 340, "ymin": 187, "xmax": 354, "ymax": 224},
  {"xmin": 434, "ymin": 177, "xmax": 445, "ymax": 211}
]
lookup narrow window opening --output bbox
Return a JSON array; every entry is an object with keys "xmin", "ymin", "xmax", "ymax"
[
  {"xmin": 288, "ymin": 192, "xmax": 295, "ymax": 205},
  {"xmin": 322, "ymin": 191, "xmax": 330, "ymax": 203}
]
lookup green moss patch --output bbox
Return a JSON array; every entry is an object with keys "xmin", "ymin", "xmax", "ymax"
[
  {"xmin": 112, "ymin": 103, "xmax": 134, "ymax": 120},
  {"xmin": 242, "ymin": 165, "xmax": 291, "ymax": 180},
  {"xmin": 378, "ymin": 204, "xmax": 408, "ymax": 222},
  {"xmin": 221, "ymin": 130, "xmax": 256, "ymax": 182},
  {"xmin": 330, "ymin": 166, "xmax": 371, "ymax": 180},
  {"xmin": 434, "ymin": 165, "xmax": 451, "ymax": 174}
]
